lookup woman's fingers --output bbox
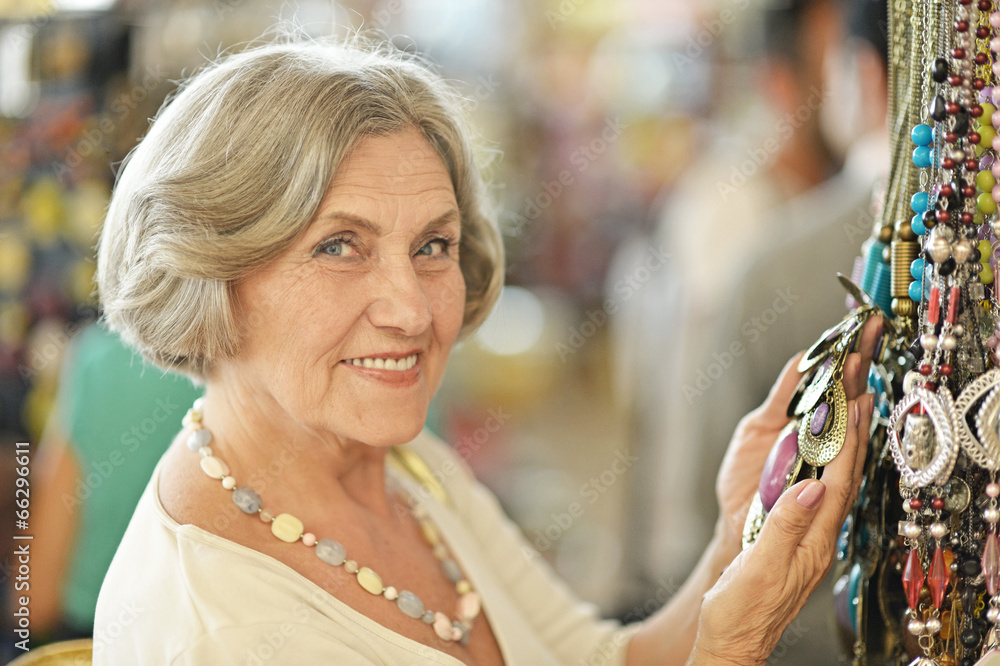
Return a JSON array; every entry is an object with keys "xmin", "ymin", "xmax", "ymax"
[
  {"xmin": 752, "ymin": 478, "xmax": 826, "ymax": 568},
  {"xmin": 844, "ymin": 316, "xmax": 882, "ymax": 401},
  {"xmin": 759, "ymin": 352, "xmax": 806, "ymax": 422}
]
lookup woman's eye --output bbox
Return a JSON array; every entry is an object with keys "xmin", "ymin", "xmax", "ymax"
[
  {"xmin": 416, "ymin": 238, "xmax": 451, "ymax": 257},
  {"xmin": 317, "ymin": 238, "xmax": 357, "ymax": 257}
]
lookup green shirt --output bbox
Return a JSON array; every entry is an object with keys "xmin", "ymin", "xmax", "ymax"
[{"xmin": 57, "ymin": 323, "xmax": 202, "ymax": 629}]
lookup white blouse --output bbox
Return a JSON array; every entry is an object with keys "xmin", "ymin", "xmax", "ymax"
[{"xmin": 94, "ymin": 431, "xmax": 637, "ymax": 664}]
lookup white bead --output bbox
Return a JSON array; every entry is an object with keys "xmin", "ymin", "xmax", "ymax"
[
  {"xmin": 952, "ymin": 240, "xmax": 972, "ymax": 264},
  {"xmin": 930, "ymin": 237, "xmax": 951, "ymax": 263},
  {"xmin": 941, "ymin": 334, "xmax": 957, "ymax": 351},
  {"xmin": 921, "ymin": 334, "xmax": 939, "ymax": 350},
  {"xmin": 986, "ymin": 507, "xmax": 1000, "ymax": 524},
  {"xmin": 903, "ymin": 521, "xmax": 922, "ymax": 539},
  {"xmin": 929, "ymin": 521, "xmax": 948, "ymax": 539},
  {"xmin": 222, "ymin": 476, "xmax": 236, "ymax": 490},
  {"xmin": 908, "ymin": 618, "xmax": 925, "ymax": 636},
  {"xmin": 954, "ymin": 324, "xmax": 965, "ymax": 337},
  {"xmin": 988, "ymin": 483, "xmax": 1000, "ymax": 498},
  {"xmin": 925, "ymin": 616, "xmax": 942, "ymax": 634},
  {"xmin": 989, "ymin": 606, "xmax": 1000, "ymax": 624}
]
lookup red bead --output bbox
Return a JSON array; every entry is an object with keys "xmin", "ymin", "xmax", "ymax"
[
  {"xmin": 947, "ymin": 102, "xmax": 962, "ymax": 115},
  {"xmin": 977, "ymin": 26, "xmax": 991, "ymax": 38},
  {"xmin": 928, "ymin": 286, "xmax": 941, "ymax": 324},
  {"xmin": 963, "ymin": 185, "xmax": 977, "ymax": 197},
  {"xmin": 941, "ymin": 184, "xmax": 955, "ymax": 197},
  {"xmin": 946, "ymin": 131, "xmax": 959, "ymax": 143},
  {"xmin": 957, "ymin": 19, "xmax": 970, "ymax": 32},
  {"xmin": 949, "ymin": 75, "xmax": 964, "ymax": 86},
  {"xmin": 948, "ymin": 285, "xmax": 961, "ymax": 323},
  {"xmin": 910, "ymin": 498, "xmax": 924, "ymax": 510},
  {"xmin": 980, "ymin": 0, "xmax": 992, "ymax": 10},
  {"xmin": 931, "ymin": 497, "xmax": 946, "ymax": 510},
  {"xmin": 920, "ymin": 364, "xmax": 933, "ymax": 376},
  {"xmin": 936, "ymin": 210, "xmax": 951, "ymax": 223},
  {"xmin": 941, "ymin": 364, "xmax": 954, "ymax": 376},
  {"xmin": 924, "ymin": 382, "xmax": 937, "ymax": 392},
  {"xmin": 966, "ymin": 159, "xmax": 979, "ymax": 171},
  {"xmin": 902, "ymin": 548, "xmax": 925, "ymax": 610},
  {"xmin": 954, "ymin": 48, "xmax": 967, "ymax": 60},
  {"xmin": 977, "ymin": 53, "xmax": 990, "ymax": 65},
  {"xmin": 973, "ymin": 105, "xmax": 985, "ymax": 118},
  {"xmin": 970, "ymin": 131, "xmax": 982, "ymax": 144},
  {"xmin": 975, "ymin": 78, "xmax": 987, "ymax": 91},
  {"xmin": 929, "ymin": 547, "xmax": 949, "ymax": 609},
  {"xmin": 943, "ymin": 157, "xmax": 956, "ymax": 170},
  {"xmin": 961, "ymin": 211, "xmax": 975, "ymax": 224}
]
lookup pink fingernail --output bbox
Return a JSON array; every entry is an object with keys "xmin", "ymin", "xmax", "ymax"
[
  {"xmin": 854, "ymin": 400, "xmax": 860, "ymax": 425},
  {"xmin": 797, "ymin": 482, "xmax": 826, "ymax": 509}
]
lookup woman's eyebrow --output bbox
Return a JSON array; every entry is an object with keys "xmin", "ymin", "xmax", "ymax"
[{"xmin": 314, "ymin": 209, "xmax": 460, "ymax": 234}]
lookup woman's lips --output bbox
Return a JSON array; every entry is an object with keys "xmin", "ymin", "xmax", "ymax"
[{"xmin": 340, "ymin": 353, "xmax": 421, "ymax": 385}]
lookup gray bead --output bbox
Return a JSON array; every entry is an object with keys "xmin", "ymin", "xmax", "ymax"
[
  {"xmin": 396, "ymin": 590, "xmax": 425, "ymax": 619},
  {"xmin": 441, "ymin": 558, "xmax": 462, "ymax": 583},
  {"xmin": 187, "ymin": 429, "xmax": 212, "ymax": 451},
  {"xmin": 231, "ymin": 487, "xmax": 262, "ymax": 514},
  {"xmin": 421, "ymin": 610, "xmax": 435, "ymax": 624},
  {"xmin": 315, "ymin": 539, "xmax": 346, "ymax": 566}
]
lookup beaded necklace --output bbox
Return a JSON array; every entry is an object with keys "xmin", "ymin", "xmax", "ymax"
[{"xmin": 182, "ymin": 399, "xmax": 481, "ymax": 644}]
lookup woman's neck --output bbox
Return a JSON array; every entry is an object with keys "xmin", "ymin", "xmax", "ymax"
[{"xmin": 194, "ymin": 374, "xmax": 394, "ymax": 519}]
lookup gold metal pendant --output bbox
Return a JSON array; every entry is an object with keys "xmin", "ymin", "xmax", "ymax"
[{"xmin": 799, "ymin": 382, "xmax": 849, "ymax": 467}]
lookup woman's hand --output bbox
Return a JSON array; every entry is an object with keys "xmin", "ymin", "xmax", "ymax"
[{"xmin": 714, "ymin": 316, "xmax": 882, "ymax": 556}]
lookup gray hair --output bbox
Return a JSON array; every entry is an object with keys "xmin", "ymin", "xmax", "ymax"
[{"xmin": 97, "ymin": 38, "xmax": 504, "ymax": 381}]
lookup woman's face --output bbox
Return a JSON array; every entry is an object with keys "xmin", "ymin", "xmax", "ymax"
[{"xmin": 230, "ymin": 128, "xmax": 466, "ymax": 447}]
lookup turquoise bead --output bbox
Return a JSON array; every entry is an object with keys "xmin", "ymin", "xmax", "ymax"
[
  {"xmin": 910, "ymin": 257, "xmax": 924, "ymax": 280},
  {"xmin": 911, "ymin": 123, "xmax": 933, "ymax": 146},
  {"xmin": 910, "ymin": 191, "xmax": 929, "ymax": 213},
  {"xmin": 913, "ymin": 146, "xmax": 932, "ymax": 168},
  {"xmin": 908, "ymin": 279, "xmax": 923, "ymax": 302},
  {"xmin": 911, "ymin": 213, "xmax": 926, "ymax": 236}
]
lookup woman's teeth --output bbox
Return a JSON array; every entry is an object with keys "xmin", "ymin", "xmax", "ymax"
[{"xmin": 347, "ymin": 354, "xmax": 418, "ymax": 370}]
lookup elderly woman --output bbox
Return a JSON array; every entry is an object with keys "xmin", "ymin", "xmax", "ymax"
[{"xmin": 94, "ymin": 40, "xmax": 878, "ymax": 664}]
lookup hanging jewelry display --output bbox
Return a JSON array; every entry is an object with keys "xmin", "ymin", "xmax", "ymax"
[{"xmin": 742, "ymin": 0, "xmax": 1000, "ymax": 663}]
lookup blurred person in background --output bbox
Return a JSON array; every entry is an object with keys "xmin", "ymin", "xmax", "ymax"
[
  {"xmin": 25, "ymin": 323, "xmax": 202, "ymax": 645},
  {"xmin": 611, "ymin": 0, "xmax": 845, "ymax": 595}
]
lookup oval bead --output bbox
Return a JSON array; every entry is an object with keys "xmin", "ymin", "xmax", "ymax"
[
  {"xmin": 810, "ymin": 402, "xmax": 831, "ymax": 436},
  {"xmin": 315, "ymin": 539, "xmax": 347, "ymax": 566},
  {"xmin": 912, "ymin": 146, "xmax": 932, "ymax": 168},
  {"xmin": 910, "ymin": 191, "xmax": 929, "ymax": 213},
  {"xmin": 458, "ymin": 592, "xmax": 481, "ymax": 620},
  {"xmin": 979, "ymin": 169, "xmax": 998, "ymax": 192},
  {"xmin": 232, "ymin": 487, "xmax": 262, "ymax": 514},
  {"xmin": 397, "ymin": 590, "xmax": 425, "ymax": 619},
  {"xmin": 200, "ymin": 456, "xmax": 229, "ymax": 479},
  {"xmin": 420, "ymin": 521, "xmax": 441, "ymax": 546},
  {"xmin": 911, "ymin": 214, "xmax": 927, "ymax": 236},
  {"xmin": 908, "ymin": 279, "xmax": 923, "ymax": 302},
  {"xmin": 979, "ymin": 191, "xmax": 998, "ymax": 214},
  {"xmin": 433, "ymin": 612, "xmax": 453, "ymax": 640},
  {"xmin": 759, "ymin": 430, "xmax": 799, "ymax": 512},
  {"xmin": 442, "ymin": 558, "xmax": 462, "ymax": 583},
  {"xmin": 187, "ymin": 428, "xmax": 212, "ymax": 451},
  {"xmin": 422, "ymin": 610, "xmax": 435, "ymax": 624},
  {"xmin": 271, "ymin": 513, "xmax": 304, "ymax": 543},
  {"xmin": 357, "ymin": 567, "xmax": 384, "ymax": 595},
  {"xmin": 910, "ymin": 257, "xmax": 924, "ymax": 280}
]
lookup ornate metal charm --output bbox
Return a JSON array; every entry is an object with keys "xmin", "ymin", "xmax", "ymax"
[
  {"xmin": 955, "ymin": 369, "xmax": 1000, "ymax": 471},
  {"xmin": 888, "ymin": 387, "xmax": 959, "ymax": 488},
  {"xmin": 799, "ymin": 382, "xmax": 849, "ymax": 467}
]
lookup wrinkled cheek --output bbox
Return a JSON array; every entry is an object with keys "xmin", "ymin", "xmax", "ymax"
[{"xmin": 429, "ymin": 274, "xmax": 466, "ymax": 337}]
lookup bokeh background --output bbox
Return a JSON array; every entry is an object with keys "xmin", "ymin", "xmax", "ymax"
[{"xmin": 0, "ymin": 0, "xmax": 885, "ymax": 662}]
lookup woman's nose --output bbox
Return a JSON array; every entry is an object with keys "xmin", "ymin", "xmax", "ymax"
[{"xmin": 366, "ymin": 257, "xmax": 433, "ymax": 336}]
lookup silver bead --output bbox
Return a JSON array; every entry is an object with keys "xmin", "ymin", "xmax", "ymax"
[
  {"xmin": 989, "ymin": 606, "xmax": 1000, "ymax": 624},
  {"xmin": 942, "ymin": 334, "xmax": 957, "ymax": 351},
  {"xmin": 985, "ymin": 507, "xmax": 1000, "ymax": 524},
  {"xmin": 930, "ymin": 237, "xmax": 952, "ymax": 263},
  {"xmin": 925, "ymin": 616, "xmax": 942, "ymax": 634},
  {"xmin": 903, "ymin": 521, "xmax": 923, "ymax": 539},
  {"xmin": 929, "ymin": 521, "xmax": 948, "ymax": 539},
  {"xmin": 954, "ymin": 324, "xmax": 965, "ymax": 337},
  {"xmin": 952, "ymin": 149, "xmax": 967, "ymax": 163},
  {"xmin": 952, "ymin": 239, "xmax": 972, "ymax": 264},
  {"xmin": 908, "ymin": 618, "xmax": 925, "ymax": 636},
  {"xmin": 921, "ymin": 333, "xmax": 939, "ymax": 350}
]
